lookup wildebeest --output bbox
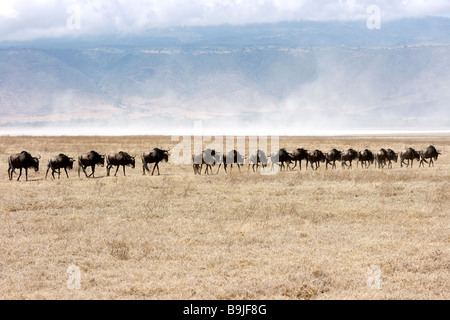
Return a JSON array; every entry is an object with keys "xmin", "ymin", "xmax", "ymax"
[
  {"xmin": 270, "ymin": 148, "xmax": 294, "ymax": 171},
  {"xmin": 357, "ymin": 149, "xmax": 374, "ymax": 169},
  {"xmin": 325, "ymin": 149, "xmax": 341, "ymax": 169},
  {"xmin": 269, "ymin": 148, "xmax": 293, "ymax": 171},
  {"xmin": 217, "ymin": 149, "xmax": 245, "ymax": 173},
  {"xmin": 386, "ymin": 149, "xmax": 398, "ymax": 169},
  {"xmin": 78, "ymin": 150, "xmax": 105, "ymax": 178},
  {"xmin": 341, "ymin": 148, "xmax": 358, "ymax": 169},
  {"xmin": 8, "ymin": 151, "xmax": 40, "ymax": 181},
  {"xmin": 106, "ymin": 152, "xmax": 136, "ymax": 176},
  {"xmin": 399, "ymin": 147, "xmax": 420, "ymax": 168},
  {"xmin": 374, "ymin": 148, "xmax": 388, "ymax": 168},
  {"xmin": 141, "ymin": 148, "xmax": 170, "ymax": 176},
  {"xmin": 192, "ymin": 149, "xmax": 217, "ymax": 175},
  {"xmin": 419, "ymin": 145, "xmax": 441, "ymax": 167},
  {"xmin": 248, "ymin": 150, "xmax": 269, "ymax": 172},
  {"xmin": 307, "ymin": 150, "xmax": 326, "ymax": 170},
  {"xmin": 45, "ymin": 154, "xmax": 75, "ymax": 179},
  {"xmin": 289, "ymin": 148, "xmax": 309, "ymax": 171}
]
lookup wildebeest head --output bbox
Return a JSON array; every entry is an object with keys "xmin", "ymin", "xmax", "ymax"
[
  {"xmin": 69, "ymin": 157, "xmax": 76, "ymax": 169},
  {"xmin": 161, "ymin": 149, "xmax": 170, "ymax": 162},
  {"xmin": 32, "ymin": 155, "xmax": 41, "ymax": 171},
  {"xmin": 99, "ymin": 154, "xmax": 106, "ymax": 166}
]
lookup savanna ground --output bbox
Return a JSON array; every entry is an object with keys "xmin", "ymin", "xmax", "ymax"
[{"xmin": 0, "ymin": 134, "xmax": 448, "ymax": 300}]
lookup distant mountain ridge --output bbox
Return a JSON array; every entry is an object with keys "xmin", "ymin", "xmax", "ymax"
[{"xmin": 1, "ymin": 18, "xmax": 449, "ymax": 134}]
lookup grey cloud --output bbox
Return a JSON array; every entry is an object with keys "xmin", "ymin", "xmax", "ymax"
[{"xmin": 1, "ymin": 0, "xmax": 450, "ymax": 41}]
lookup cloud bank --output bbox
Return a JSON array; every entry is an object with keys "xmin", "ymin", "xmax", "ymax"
[{"xmin": 1, "ymin": 0, "xmax": 450, "ymax": 41}]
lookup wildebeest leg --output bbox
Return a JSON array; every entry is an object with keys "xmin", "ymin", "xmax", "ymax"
[
  {"xmin": 64, "ymin": 167, "xmax": 69, "ymax": 178},
  {"xmin": 151, "ymin": 162, "xmax": 160, "ymax": 175},
  {"xmin": 237, "ymin": 164, "xmax": 241, "ymax": 172},
  {"xmin": 88, "ymin": 165, "xmax": 95, "ymax": 177},
  {"xmin": 83, "ymin": 165, "xmax": 89, "ymax": 177},
  {"xmin": 25, "ymin": 168, "xmax": 28, "ymax": 181},
  {"xmin": 291, "ymin": 161, "xmax": 297, "ymax": 171},
  {"xmin": 17, "ymin": 168, "xmax": 23, "ymax": 181},
  {"xmin": 45, "ymin": 167, "xmax": 51, "ymax": 180},
  {"xmin": 123, "ymin": 165, "xmax": 126, "ymax": 176},
  {"xmin": 142, "ymin": 160, "xmax": 150, "ymax": 175}
]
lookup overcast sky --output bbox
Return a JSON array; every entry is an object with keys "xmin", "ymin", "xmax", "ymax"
[{"xmin": 1, "ymin": 0, "xmax": 450, "ymax": 41}]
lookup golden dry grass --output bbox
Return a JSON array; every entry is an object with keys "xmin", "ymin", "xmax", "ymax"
[{"xmin": 0, "ymin": 134, "xmax": 449, "ymax": 300}]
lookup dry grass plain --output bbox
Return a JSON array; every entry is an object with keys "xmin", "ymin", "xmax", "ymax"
[{"xmin": 0, "ymin": 134, "xmax": 448, "ymax": 300}]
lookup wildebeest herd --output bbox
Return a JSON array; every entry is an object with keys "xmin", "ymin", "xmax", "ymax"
[{"xmin": 6, "ymin": 145, "xmax": 441, "ymax": 181}]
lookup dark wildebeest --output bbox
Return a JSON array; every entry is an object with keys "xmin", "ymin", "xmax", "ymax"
[
  {"xmin": 307, "ymin": 150, "xmax": 326, "ymax": 170},
  {"xmin": 269, "ymin": 148, "xmax": 293, "ymax": 172},
  {"xmin": 106, "ymin": 152, "xmax": 136, "ymax": 176},
  {"xmin": 45, "ymin": 154, "xmax": 75, "ymax": 179},
  {"xmin": 386, "ymin": 149, "xmax": 398, "ymax": 169},
  {"xmin": 341, "ymin": 148, "xmax": 358, "ymax": 169},
  {"xmin": 78, "ymin": 150, "xmax": 105, "ymax": 178},
  {"xmin": 325, "ymin": 149, "xmax": 341, "ymax": 170},
  {"xmin": 8, "ymin": 151, "xmax": 40, "ymax": 181},
  {"xmin": 374, "ymin": 148, "xmax": 388, "ymax": 168},
  {"xmin": 357, "ymin": 149, "xmax": 374, "ymax": 169},
  {"xmin": 141, "ymin": 148, "xmax": 170, "ymax": 176},
  {"xmin": 217, "ymin": 149, "xmax": 245, "ymax": 173},
  {"xmin": 399, "ymin": 147, "xmax": 420, "ymax": 168},
  {"xmin": 248, "ymin": 150, "xmax": 269, "ymax": 172},
  {"xmin": 289, "ymin": 148, "xmax": 309, "ymax": 171},
  {"xmin": 192, "ymin": 149, "xmax": 217, "ymax": 175},
  {"xmin": 419, "ymin": 145, "xmax": 441, "ymax": 167}
]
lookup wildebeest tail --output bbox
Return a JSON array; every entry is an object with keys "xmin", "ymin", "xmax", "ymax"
[
  {"xmin": 8, "ymin": 156, "xmax": 15, "ymax": 174},
  {"xmin": 77, "ymin": 156, "xmax": 82, "ymax": 177}
]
